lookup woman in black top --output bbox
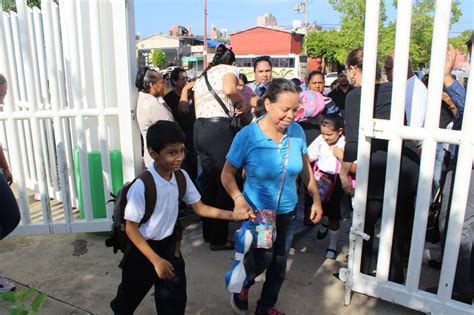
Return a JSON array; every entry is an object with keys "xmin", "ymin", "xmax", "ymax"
[
  {"xmin": 340, "ymin": 48, "xmax": 420, "ymax": 284},
  {"xmin": 163, "ymin": 68, "xmax": 197, "ymax": 179}
]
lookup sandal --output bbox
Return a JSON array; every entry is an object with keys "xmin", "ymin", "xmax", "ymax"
[
  {"xmin": 317, "ymin": 223, "xmax": 329, "ymax": 239},
  {"xmin": 325, "ymin": 248, "xmax": 337, "ymax": 259}
]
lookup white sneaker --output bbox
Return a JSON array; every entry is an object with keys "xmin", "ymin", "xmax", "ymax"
[{"xmin": 0, "ymin": 275, "xmax": 16, "ymax": 293}]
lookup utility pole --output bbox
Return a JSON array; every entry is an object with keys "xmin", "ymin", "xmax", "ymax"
[
  {"xmin": 294, "ymin": 0, "xmax": 309, "ymax": 28},
  {"xmin": 203, "ymin": 0, "xmax": 208, "ymax": 69}
]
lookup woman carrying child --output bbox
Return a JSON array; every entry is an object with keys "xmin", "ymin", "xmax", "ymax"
[{"xmin": 307, "ymin": 114, "xmax": 346, "ymax": 259}]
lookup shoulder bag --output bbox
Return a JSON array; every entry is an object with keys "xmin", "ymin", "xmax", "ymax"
[
  {"xmin": 203, "ymin": 72, "xmax": 242, "ymax": 133},
  {"xmin": 248, "ymin": 137, "xmax": 291, "ymax": 249}
]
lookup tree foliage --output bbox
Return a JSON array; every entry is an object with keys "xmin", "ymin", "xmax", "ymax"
[
  {"xmin": 2, "ymin": 0, "xmax": 42, "ymax": 11},
  {"xmin": 150, "ymin": 49, "xmax": 166, "ymax": 69},
  {"xmin": 449, "ymin": 30, "xmax": 473, "ymax": 55},
  {"xmin": 305, "ymin": 0, "xmax": 464, "ymax": 69}
]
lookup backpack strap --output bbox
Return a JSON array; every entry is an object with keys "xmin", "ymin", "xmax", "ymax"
[
  {"xmin": 136, "ymin": 170, "xmax": 186, "ymax": 225},
  {"xmin": 174, "ymin": 170, "xmax": 187, "ymax": 202},
  {"xmin": 137, "ymin": 171, "xmax": 157, "ymax": 225}
]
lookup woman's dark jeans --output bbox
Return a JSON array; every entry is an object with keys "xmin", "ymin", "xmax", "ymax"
[
  {"xmin": 243, "ymin": 210, "xmax": 297, "ymax": 312},
  {"xmin": 0, "ymin": 173, "xmax": 20, "ymax": 239}
]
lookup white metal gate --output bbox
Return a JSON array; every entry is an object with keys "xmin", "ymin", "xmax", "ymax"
[
  {"xmin": 341, "ymin": 0, "xmax": 472, "ymax": 314},
  {"xmin": 0, "ymin": 0, "xmax": 142, "ymax": 235}
]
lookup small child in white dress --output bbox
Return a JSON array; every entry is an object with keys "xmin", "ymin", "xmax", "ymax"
[{"xmin": 307, "ymin": 114, "xmax": 345, "ymax": 259}]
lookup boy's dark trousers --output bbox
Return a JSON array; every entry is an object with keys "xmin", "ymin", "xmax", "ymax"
[{"xmin": 111, "ymin": 235, "xmax": 187, "ymax": 315}]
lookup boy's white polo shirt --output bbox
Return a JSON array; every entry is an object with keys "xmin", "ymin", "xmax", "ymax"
[{"xmin": 124, "ymin": 165, "xmax": 201, "ymax": 240}]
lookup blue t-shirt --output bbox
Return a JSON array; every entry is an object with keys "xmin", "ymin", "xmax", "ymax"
[{"xmin": 226, "ymin": 118, "xmax": 307, "ymax": 214}]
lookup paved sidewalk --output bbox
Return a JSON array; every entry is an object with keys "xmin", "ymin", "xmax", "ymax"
[{"xmin": 0, "ymin": 210, "xmax": 424, "ymax": 315}]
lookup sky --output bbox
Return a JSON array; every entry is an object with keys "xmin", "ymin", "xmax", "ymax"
[{"xmin": 134, "ymin": 0, "xmax": 473, "ymax": 39}]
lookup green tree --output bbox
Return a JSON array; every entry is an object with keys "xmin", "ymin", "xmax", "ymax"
[
  {"xmin": 2, "ymin": 0, "xmax": 42, "ymax": 11},
  {"xmin": 305, "ymin": 0, "xmax": 390, "ymax": 66},
  {"xmin": 449, "ymin": 29, "xmax": 473, "ymax": 54},
  {"xmin": 304, "ymin": 0, "xmax": 463, "ymax": 68},
  {"xmin": 407, "ymin": 0, "xmax": 462, "ymax": 67},
  {"xmin": 150, "ymin": 49, "xmax": 166, "ymax": 69}
]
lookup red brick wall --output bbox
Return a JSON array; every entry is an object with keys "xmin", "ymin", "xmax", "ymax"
[{"xmin": 231, "ymin": 28, "xmax": 303, "ymax": 55}]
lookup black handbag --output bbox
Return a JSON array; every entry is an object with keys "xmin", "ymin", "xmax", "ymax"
[
  {"xmin": 426, "ymin": 189, "xmax": 441, "ymax": 244},
  {"xmin": 203, "ymin": 72, "xmax": 242, "ymax": 134}
]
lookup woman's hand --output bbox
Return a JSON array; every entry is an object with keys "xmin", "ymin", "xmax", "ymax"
[
  {"xmin": 309, "ymin": 201, "xmax": 323, "ymax": 224},
  {"xmin": 442, "ymin": 92, "xmax": 457, "ymax": 116},
  {"xmin": 233, "ymin": 197, "xmax": 255, "ymax": 221},
  {"xmin": 332, "ymin": 146, "xmax": 344, "ymax": 161},
  {"xmin": 182, "ymin": 81, "xmax": 195, "ymax": 91},
  {"xmin": 340, "ymin": 173, "xmax": 354, "ymax": 196},
  {"xmin": 444, "ymin": 44, "xmax": 456, "ymax": 87}
]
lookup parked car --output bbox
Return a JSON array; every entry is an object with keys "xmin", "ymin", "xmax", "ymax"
[
  {"xmin": 324, "ymin": 72, "xmax": 338, "ymax": 87},
  {"xmin": 162, "ymin": 66, "xmax": 179, "ymax": 75}
]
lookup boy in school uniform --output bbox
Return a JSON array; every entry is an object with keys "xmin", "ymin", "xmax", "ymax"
[{"xmin": 111, "ymin": 121, "xmax": 251, "ymax": 314}]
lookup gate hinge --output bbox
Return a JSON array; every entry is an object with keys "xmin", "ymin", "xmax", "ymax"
[
  {"xmin": 361, "ymin": 120, "xmax": 388, "ymax": 139},
  {"xmin": 350, "ymin": 227, "xmax": 370, "ymax": 241}
]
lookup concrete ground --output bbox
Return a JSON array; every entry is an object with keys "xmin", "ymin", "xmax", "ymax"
[{"xmin": 0, "ymin": 208, "xmax": 429, "ymax": 315}]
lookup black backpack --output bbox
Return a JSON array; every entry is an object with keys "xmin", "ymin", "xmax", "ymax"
[{"xmin": 105, "ymin": 170, "xmax": 187, "ymax": 254}]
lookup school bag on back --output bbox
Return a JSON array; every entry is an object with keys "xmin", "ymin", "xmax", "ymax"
[{"xmin": 105, "ymin": 170, "xmax": 186, "ymax": 254}]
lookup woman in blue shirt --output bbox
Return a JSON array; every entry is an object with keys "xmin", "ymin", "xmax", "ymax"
[{"xmin": 221, "ymin": 79, "xmax": 323, "ymax": 315}]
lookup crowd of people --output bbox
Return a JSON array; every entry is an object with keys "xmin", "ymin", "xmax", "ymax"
[
  {"xmin": 117, "ymin": 33, "xmax": 472, "ymax": 313},
  {"xmin": 0, "ymin": 31, "xmax": 472, "ymax": 314}
]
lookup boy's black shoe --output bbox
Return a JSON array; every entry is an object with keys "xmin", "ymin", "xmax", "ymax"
[
  {"xmin": 230, "ymin": 288, "xmax": 248, "ymax": 314},
  {"xmin": 317, "ymin": 223, "xmax": 329, "ymax": 239}
]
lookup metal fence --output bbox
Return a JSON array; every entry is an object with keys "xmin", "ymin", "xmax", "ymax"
[
  {"xmin": 340, "ymin": 0, "xmax": 472, "ymax": 314},
  {"xmin": 0, "ymin": 0, "xmax": 141, "ymax": 235}
]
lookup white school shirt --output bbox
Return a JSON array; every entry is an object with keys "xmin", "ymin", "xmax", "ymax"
[
  {"xmin": 405, "ymin": 75, "xmax": 427, "ymax": 127},
  {"xmin": 307, "ymin": 135, "xmax": 346, "ymax": 174},
  {"xmin": 124, "ymin": 166, "xmax": 200, "ymax": 240}
]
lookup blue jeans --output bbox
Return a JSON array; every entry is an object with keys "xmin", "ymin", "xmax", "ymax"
[
  {"xmin": 243, "ymin": 210, "xmax": 297, "ymax": 311},
  {"xmin": 0, "ymin": 173, "xmax": 20, "ymax": 240},
  {"xmin": 432, "ymin": 143, "xmax": 446, "ymax": 197}
]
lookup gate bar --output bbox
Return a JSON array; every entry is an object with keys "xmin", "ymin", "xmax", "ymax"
[
  {"xmin": 41, "ymin": 0, "xmax": 73, "ymax": 231},
  {"xmin": 89, "ymin": 0, "xmax": 114, "ymax": 221},
  {"xmin": 405, "ymin": 0, "xmax": 452, "ymax": 292},
  {"xmin": 0, "ymin": 9, "xmax": 30, "ymax": 223},
  {"xmin": 344, "ymin": 0, "xmax": 381, "ymax": 304},
  {"xmin": 17, "ymin": 0, "xmax": 52, "ymax": 228},
  {"xmin": 375, "ymin": 0, "xmax": 413, "ymax": 281},
  {"xmin": 437, "ymin": 44, "xmax": 473, "ymax": 303}
]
